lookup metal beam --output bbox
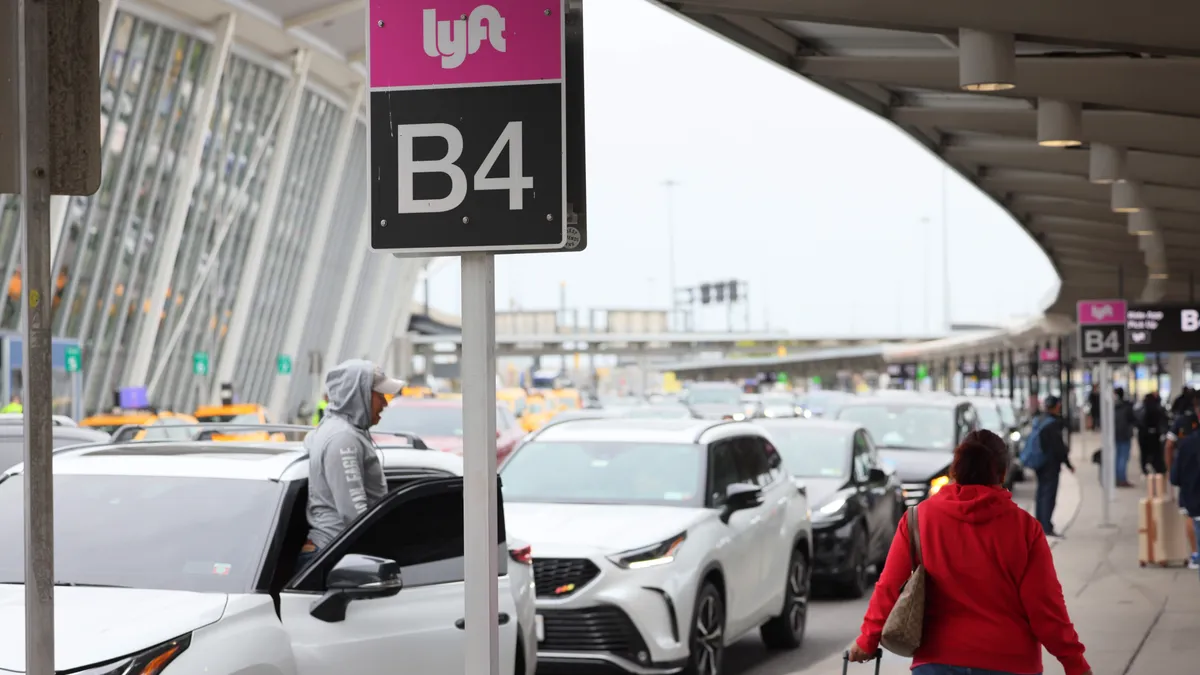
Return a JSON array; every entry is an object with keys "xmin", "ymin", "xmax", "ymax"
[
  {"xmin": 211, "ymin": 49, "xmax": 311, "ymax": 401},
  {"xmin": 947, "ymin": 142, "xmax": 1200, "ymax": 191},
  {"xmin": 266, "ymin": 82, "xmax": 363, "ymax": 420},
  {"xmin": 283, "ymin": 0, "xmax": 362, "ymax": 30},
  {"xmin": 125, "ymin": 13, "xmax": 236, "ymax": 387},
  {"xmin": 981, "ymin": 169, "xmax": 1200, "ymax": 214}
]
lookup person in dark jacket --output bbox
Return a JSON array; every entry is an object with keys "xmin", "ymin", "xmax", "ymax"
[
  {"xmin": 1137, "ymin": 393, "xmax": 1168, "ymax": 475},
  {"xmin": 1035, "ymin": 395, "xmax": 1074, "ymax": 538},
  {"xmin": 1087, "ymin": 385, "xmax": 1100, "ymax": 431},
  {"xmin": 848, "ymin": 430, "xmax": 1091, "ymax": 675},
  {"xmin": 1169, "ymin": 393, "xmax": 1200, "ymax": 577},
  {"xmin": 1112, "ymin": 388, "xmax": 1137, "ymax": 487}
]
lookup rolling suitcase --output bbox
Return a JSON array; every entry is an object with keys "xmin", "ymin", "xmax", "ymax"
[
  {"xmin": 1139, "ymin": 474, "xmax": 1190, "ymax": 566},
  {"xmin": 843, "ymin": 650, "xmax": 882, "ymax": 675}
]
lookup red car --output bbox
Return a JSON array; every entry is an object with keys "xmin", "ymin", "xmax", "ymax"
[{"xmin": 371, "ymin": 398, "xmax": 524, "ymax": 463}]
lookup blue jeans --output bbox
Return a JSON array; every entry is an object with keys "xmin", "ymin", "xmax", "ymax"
[
  {"xmin": 913, "ymin": 665, "xmax": 1037, "ymax": 675},
  {"xmin": 296, "ymin": 547, "xmax": 320, "ymax": 571},
  {"xmin": 1035, "ymin": 465, "xmax": 1060, "ymax": 535},
  {"xmin": 1115, "ymin": 439, "xmax": 1132, "ymax": 483}
]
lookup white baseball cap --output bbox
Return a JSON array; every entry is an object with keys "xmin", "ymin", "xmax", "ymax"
[{"xmin": 372, "ymin": 366, "xmax": 405, "ymax": 395}]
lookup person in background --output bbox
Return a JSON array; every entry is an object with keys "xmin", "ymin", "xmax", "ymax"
[
  {"xmin": 1168, "ymin": 390, "xmax": 1200, "ymax": 571},
  {"xmin": 297, "ymin": 360, "xmax": 405, "ymax": 570},
  {"xmin": 847, "ymin": 430, "xmax": 1091, "ymax": 675},
  {"xmin": 1172, "ymin": 386, "xmax": 1195, "ymax": 417},
  {"xmin": 1112, "ymin": 387, "xmax": 1137, "ymax": 487},
  {"xmin": 1137, "ymin": 392, "xmax": 1168, "ymax": 475},
  {"xmin": 0, "ymin": 395, "xmax": 21, "ymax": 414},
  {"xmin": 1034, "ymin": 395, "xmax": 1074, "ymax": 539},
  {"xmin": 310, "ymin": 392, "xmax": 329, "ymax": 426},
  {"xmin": 1087, "ymin": 384, "xmax": 1100, "ymax": 431}
]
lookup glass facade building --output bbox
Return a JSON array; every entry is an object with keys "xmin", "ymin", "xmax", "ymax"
[{"xmin": 0, "ymin": 4, "xmax": 422, "ymax": 420}]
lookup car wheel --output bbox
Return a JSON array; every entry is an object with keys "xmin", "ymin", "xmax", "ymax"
[
  {"xmin": 759, "ymin": 548, "xmax": 809, "ymax": 649},
  {"xmin": 684, "ymin": 582, "xmax": 725, "ymax": 675},
  {"xmin": 838, "ymin": 527, "xmax": 870, "ymax": 599}
]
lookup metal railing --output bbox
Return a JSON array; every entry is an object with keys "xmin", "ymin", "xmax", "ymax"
[{"xmin": 109, "ymin": 422, "xmax": 314, "ymax": 444}]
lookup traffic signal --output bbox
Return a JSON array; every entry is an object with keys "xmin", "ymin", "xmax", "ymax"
[
  {"xmin": 714, "ymin": 282, "xmax": 725, "ymax": 302},
  {"xmin": 700, "ymin": 283, "xmax": 711, "ymax": 304},
  {"xmin": 728, "ymin": 281, "xmax": 739, "ymax": 301}
]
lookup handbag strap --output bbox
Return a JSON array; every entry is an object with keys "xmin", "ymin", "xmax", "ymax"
[{"xmin": 906, "ymin": 505, "xmax": 923, "ymax": 569}]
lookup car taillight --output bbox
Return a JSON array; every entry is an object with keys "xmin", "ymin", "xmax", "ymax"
[{"xmin": 509, "ymin": 545, "xmax": 532, "ymax": 564}]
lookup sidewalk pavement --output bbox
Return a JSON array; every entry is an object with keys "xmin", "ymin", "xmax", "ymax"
[{"xmin": 798, "ymin": 431, "xmax": 1199, "ymax": 675}]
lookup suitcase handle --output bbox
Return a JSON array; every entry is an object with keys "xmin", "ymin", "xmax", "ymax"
[{"xmin": 842, "ymin": 649, "xmax": 883, "ymax": 675}]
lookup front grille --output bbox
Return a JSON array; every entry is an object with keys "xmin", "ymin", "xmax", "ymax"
[
  {"xmin": 533, "ymin": 558, "xmax": 600, "ymax": 598},
  {"xmin": 539, "ymin": 606, "xmax": 649, "ymax": 662},
  {"xmin": 901, "ymin": 483, "xmax": 928, "ymax": 506}
]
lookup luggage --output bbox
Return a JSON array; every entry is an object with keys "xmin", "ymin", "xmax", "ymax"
[
  {"xmin": 843, "ymin": 650, "xmax": 882, "ymax": 675},
  {"xmin": 1138, "ymin": 474, "xmax": 1191, "ymax": 567}
]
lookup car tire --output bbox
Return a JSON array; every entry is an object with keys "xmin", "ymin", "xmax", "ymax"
[
  {"xmin": 760, "ymin": 548, "xmax": 809, "ymax": 650},
  {"xmin": 683, "ymin": 581, "xmax": 725, "ymax": 675},
  {"xmin": 838, "ymin": 526, "xmax": 870, "ymax": 599}
]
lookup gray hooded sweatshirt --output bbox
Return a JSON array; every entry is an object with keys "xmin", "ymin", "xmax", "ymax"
[{"xmin": 305, "ymin": 359, "xmax": 388, "ymax": 548}]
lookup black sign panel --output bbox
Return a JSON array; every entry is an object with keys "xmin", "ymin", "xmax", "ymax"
[
  {"xmin": 1078, "ymin": 324, "xmax": 1128, "ymax": 361},
  {"xmin": 1126, "ymin": 304, "xmax": 1200, "ymax": 353},
  {"xmin": 371, "ymin": 82, "xmax": 564, "ymax": 253}
]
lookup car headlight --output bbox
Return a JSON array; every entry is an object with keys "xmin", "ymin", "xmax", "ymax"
[
  {"xmin": 802, "ymin": 409, "xmax": 812, "ymax": 418},
  {"xmin": 813, "ymin": 496, "xmax": 848, "ymax": 522},
  {"xmin": 730, "ymin": 413, "xmax": 746, "ymax": 421},
  {"xmin": 1009, "ymin": 430, "xmax": 1021, "ymax": 442},
  {"xmin": 929, "ymin": 475, "xmax": 951, "ymax": 495},
  {"xmin": 608, "ymin": 532, "xmax": 687, "ymax": 569},
  {"xmin": 70, "ymin": 634, "xmax": 191, "ymax": 675}
]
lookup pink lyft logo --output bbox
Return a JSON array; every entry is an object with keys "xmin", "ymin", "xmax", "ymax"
[
  {"xmin": 423, "ymin": 6, "xmax": 506, "ymax": 69},
  {"xmin": 1076, "ymin": 299, "xmax": 1127, "ymax": 325}
]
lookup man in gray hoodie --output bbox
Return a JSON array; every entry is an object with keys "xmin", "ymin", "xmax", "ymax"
[{"xmin": 297, "ymin": 359, "xmax": 405, "ymax": 568}]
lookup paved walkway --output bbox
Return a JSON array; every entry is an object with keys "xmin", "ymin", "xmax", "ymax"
[{"xmin": 796, "ymin": 431, "xmax": 1200, "ymax": 675}]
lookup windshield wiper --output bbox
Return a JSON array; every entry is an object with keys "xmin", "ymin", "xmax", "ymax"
[
  {"xmin": 55, "ymin": 581, "xmax": 130, "ymax": 588},
  {"xmin": 878, "ymin": 444, "xmax": 938, "ymax": 451}
]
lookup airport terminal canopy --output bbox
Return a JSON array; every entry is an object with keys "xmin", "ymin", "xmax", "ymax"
[{"xmin": 654, "ymin": 0, "xmax": 1200, "ymax": 311}]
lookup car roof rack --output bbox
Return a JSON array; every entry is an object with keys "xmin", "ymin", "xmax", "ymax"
[
  {"xmin": 371, "ymin": 430, "xmax": 430, "ymax": 450},
  {"xmin": 109, "ymin": 422, "xmax": 313, "ymax": 444}
]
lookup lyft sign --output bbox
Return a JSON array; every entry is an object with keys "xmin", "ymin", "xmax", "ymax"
[
  {"xmin": 1077, "ymin": 299, "xmax": 1127, "ymax": 362},
  {"xmin": 368, "ymin": 0, "xmax": 571, "ymax": 254}
]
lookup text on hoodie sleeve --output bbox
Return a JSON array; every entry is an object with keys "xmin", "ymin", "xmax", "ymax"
[
  {"xmin": 323, "ymin": 443, "xmax": 371, "ymax": 527},
  {"xmin": 856, "ymin": 513, "xmax": 914, "ymax": 654}
]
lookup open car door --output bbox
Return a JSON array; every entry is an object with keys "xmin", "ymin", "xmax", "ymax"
[{"xmin": 277, "ymin": 477, "xmax": 517, "ymax": 675}]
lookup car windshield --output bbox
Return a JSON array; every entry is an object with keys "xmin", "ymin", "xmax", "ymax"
[
  {"xmin": 996, "ymin": 402, "xmax": 1017, "ymax": 427},
  {"xmin": 799, "ymin": 392, "xmax": 849, "ymax": 415},
  {"xmin": 768, "ymin": 427, "xmax": 850, "ymax": 478},
  {"xmin": 836, "ymin": 405, "xmax": 955, "ymax": 450},
  {"xmin": 0, "ymin": 474, "xmax": 281, "ymax": 592},
  {"xmin": 975, "ymin": 404, "xmax": 1003, "ymax": 431},
  {"xmin": 376, "ymin": 405, "xmax": 463, "ymax": 437},
  {"xmin": 501, "ymin": 441, "xmax": 705, "ymax": 506},
  {"xmin": 686, "ymin": 387, "xmax": 741, "ymax": 405}
]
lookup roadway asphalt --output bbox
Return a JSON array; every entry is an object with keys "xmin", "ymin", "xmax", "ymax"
[{"xmin": 726, "ymin": 476, "xmax": 1041, "ymax": 675}]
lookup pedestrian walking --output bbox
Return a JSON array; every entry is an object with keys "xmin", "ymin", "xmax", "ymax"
[
  {"xmin": 1137, "ymin": 392, "xmax": 1168, "ymax": 475},
  {"xmin": 0, "ymin": 394, "xmax": 21, "ymax": 414},
  {"xmin": 1087, "ymin": 384, "xmax": 1100, "ymax": 431},
  {"xmin": 847, "ymin": 429, "xmax": 1091, "ymax": 675},
  {"xmin": 1113, "ymin": 388, "xmax": 1138, "ymax": 487},
  {"xmin": 1168, "ymin": 389, "xmax": 1200, "ymax": 571},
  {"xmin": 1024, "ymin": 395, "xmax": 1074, "ymax": 538}
]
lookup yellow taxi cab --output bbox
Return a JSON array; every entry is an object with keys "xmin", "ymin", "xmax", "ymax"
[
  {"xmin": 80, "ymin": 410, "xmax": 199, "ymax": 440},
  {"xmin": 553, "ymin": 387, "xmax": 582, "ymax": 410},
  {"xmin": 400, "ymin": 385, "xmax": 434, "ymax": 399},
  {"xmin": 192, "ymin": 403, "xmax": 285, "ymax": 442},
  {"xmin": 520, "ymin": 393, "xmax": 558, "ymax": 433},
  {"xmin": 497, "ymin": 387, "xmax": 528, "ymax": 419},
  {"xmin": 435, "ymin": 392, "xmax": 463, "ymax": 401}
]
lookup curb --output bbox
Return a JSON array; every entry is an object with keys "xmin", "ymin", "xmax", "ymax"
[{"xmin": 1058, "ymin": 468, "xmax": 1084, "ymax": 535}]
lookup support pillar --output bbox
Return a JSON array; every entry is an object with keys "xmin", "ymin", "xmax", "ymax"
[
  {"xmin": 124, "ymin": 13, "xmax": 236, "ymax": 387},
  {"xmin": 211, "ymin": 50, "xmax": 311, "ymax": 401},
  {"xmin": 1167, "ymin": 353, "xmax": 1186, "ymax": 399},
  {"xmin": 324, "ymin": 209, "xmax": 372, "ymax": 366}
]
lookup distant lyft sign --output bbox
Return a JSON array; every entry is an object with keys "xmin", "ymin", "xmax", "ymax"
[
  {"xmin": 368, "ymin": 0, "xmax": 582, "ymax": 255},
  {"xmin": 1077, "ymin": 299, "xmax": 1128, "ymax": 362}
]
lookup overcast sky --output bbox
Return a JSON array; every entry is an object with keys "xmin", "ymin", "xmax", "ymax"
[{"xmin": 413, "ymin": 0, "xmax": 1059, "ymax": 337}]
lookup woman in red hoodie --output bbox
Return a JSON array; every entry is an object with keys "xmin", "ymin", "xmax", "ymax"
[{"xmin": 848, "ymin": 429, "xmax": 1091, "ymax": 675}]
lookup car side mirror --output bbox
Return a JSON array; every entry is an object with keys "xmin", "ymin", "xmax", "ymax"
[
  {"xmin": 310, "ymin": 553, "xmax": 403, "ymax": 623},
  {"xmin": 868, "ymin": 467, "xmax": 889, "ymax": 483},
  {"xmin": 721, "ymin": 483, "xmax": 764, "ymax": 523}
]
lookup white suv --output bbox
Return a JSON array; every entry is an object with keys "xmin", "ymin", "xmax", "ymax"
[
  {"xmin": 0, "ymin": 440, "xmax": 535, "ymax": 675},
  {"xmin": 500, "ymin": 418, "xmax": 813, "ymax": 675}
]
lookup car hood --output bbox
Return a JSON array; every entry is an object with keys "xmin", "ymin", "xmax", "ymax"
[
  {"xmin": 0, "ymin": 586, "xmax": 227, "ymax": 672},
  {"xmin": 877, "ymin": 448, "xmax": 952, "ymax": 483},
  {"xmin": 688, "ymin": 403, "xmax": 744, "ymax": 419},
  {"xmin": 505, "ymin": 502, "xmax": 709, "ymax": 555}
]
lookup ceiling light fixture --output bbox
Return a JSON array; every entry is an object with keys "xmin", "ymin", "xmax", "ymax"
[
  {"xmin": 958, "ymin": 29, "xmax": 1016, "ymax": 92},
  {"xmin": 1127, "ymin": 209, "xmax": 1155, "ymax": 236},
  {"xmin": 1112, "ymin": 180, "xmax": 1144, "ymax": 213},
  {"xmin": 1089, "ymin": 143, "xmax": 1127, "ymax": 184},
  {"xmin": 1037, "ymin": 98, "xmax": 1083, "ymax": 147}
]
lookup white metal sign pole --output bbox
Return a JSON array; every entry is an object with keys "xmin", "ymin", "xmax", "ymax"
[
  {"xmin": 461, "ymin": 252, "xmax": 500, "ymax": 675},
  {"xmin": 16, "ymin": 0, "xmax": 55, "ymax": 673},
  {"xmin": 1098, "ymin": 360, "xmax": 1115, "ymax": 526}
]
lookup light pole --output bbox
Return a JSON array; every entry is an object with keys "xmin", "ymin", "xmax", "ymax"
[
  {"xmin": 941, "ymin": 166, "xmax": 952, "ymax": 334},
  {"xmin": 662, "ymin": 179, "xmax": 678, "ymax": 327},
  {"xmin": 920, "ymin": 216, "xmax": 931, "ymax": 334}
]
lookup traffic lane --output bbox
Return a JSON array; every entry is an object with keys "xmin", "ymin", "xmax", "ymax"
[{"xmin": 726, "ymin": 594, "xmax": 872, "ymax": 675}]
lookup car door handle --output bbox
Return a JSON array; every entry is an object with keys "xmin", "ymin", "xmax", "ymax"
[{"xmin": 455, "ymin": 613, "xmax": 510, "ymax": 630}]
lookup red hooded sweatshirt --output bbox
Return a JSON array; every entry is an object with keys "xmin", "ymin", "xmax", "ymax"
[{"xmin": 855, "ymin": 484, "xmax": 1090, "ymax": 675}]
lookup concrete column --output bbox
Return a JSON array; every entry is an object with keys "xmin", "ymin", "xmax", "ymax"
[
  {"xmin": 124, "ymin": 13, "xmax": 236, "ymax": 387},
  {"xmin": 369, "ymin": 258, "xmax": 422, "ymax": 366},
  {"xmin": 324, "ymin": 210, "xmax": 371, "ymax": 367},
  {"xmin": 266, "ymin": 82, "xmax": 363, "ymax": 419},
  {"xmin": 211, "ymin": 50, "xmax": 311, "ymax": 400},
  {"xmin": 1167, "ymin": 353, "xmax": 1186, "ymax": 398}
]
